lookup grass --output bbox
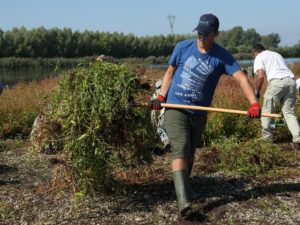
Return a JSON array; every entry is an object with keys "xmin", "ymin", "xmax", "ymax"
[
  {"xmin": 0, "ymin": 201, "xmax": 14, "ymax": 219},
  {"xmin": 0, "ymin": 138, "xmax": 27, "ymax": 152},
  {"xmin": 289, "ymin": 62, "xmax": 300, "ymax": 76},
  {"xmin": 210, "ymin": 138, "xmax": 297, "ymax": 176},
  {"xmin": 0, "ymin": 76, "xmax": 59, "ymax": 138}
]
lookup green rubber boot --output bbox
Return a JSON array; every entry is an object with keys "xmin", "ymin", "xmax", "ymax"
[{"xmin": 173, "ymin": 170, "xmax": 192, "ymax": 215}]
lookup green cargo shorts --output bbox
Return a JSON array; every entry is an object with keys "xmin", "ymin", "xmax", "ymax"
[{"xmin": 165, "ymin": 109, "xmax": 207, "ymax": 159}]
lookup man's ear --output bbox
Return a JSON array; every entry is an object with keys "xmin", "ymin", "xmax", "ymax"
[{"xmin": 214, "ymin": 31, "xmax": 219, "ymax": 37}]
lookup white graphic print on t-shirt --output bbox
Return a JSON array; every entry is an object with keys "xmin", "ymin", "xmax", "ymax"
[{"xmin": 175, "ymin": 56, "xmax": 212, "ymax": 103}]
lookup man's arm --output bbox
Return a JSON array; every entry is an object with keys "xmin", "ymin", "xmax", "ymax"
[
  {"xmin": 159, "ymin": 65, "xmax": 176, "ymax": 97},
  {"xmin": 255, "ymin": 68, "xmax": 265, "ymax": 92},
  {"xmin": 149, "ymin": 65, "xmax": 175, "ymax": 110},
  {"xmin": 232, "ymin": 70, "xmax": 258, "ymax": 104},
  {"xmin": 232, "ymin": 70, "xmax": 260, "ymax": 118}
]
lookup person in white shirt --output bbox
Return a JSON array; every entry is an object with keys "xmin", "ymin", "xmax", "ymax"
[
  {"xmin": 296, "ymin": 78, "xmax": 300, "ymax": 92},
  {"xmin": 253, "ymin": 43, "xmax": 300, "ymax": 145}
]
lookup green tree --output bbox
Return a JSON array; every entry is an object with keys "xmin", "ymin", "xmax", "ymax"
[
  {"xmin": 243, "ymin": 28, "xmax": 261, "ymax": 46},
  {"xmin": 0, "ymin": 29, "xmax": 6, "ymax": 57},
  {"xmin": 0, "ymin": 26, "xmax": 299, "ymax": 59},
  {"xmin": 261, "ymin": 33, "xmax": 281, "ymax": 48}
]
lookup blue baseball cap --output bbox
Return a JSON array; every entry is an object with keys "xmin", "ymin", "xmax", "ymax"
[{"xmin": 193, "ymin": 13, "xmax": 219, "ymax": 34}]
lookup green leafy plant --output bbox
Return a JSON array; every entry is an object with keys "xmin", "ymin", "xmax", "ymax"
[
  {"xmin": 204, "ymin": 114, "xmax": 260, "ymax": 145},
  {"xmin": 49, "ymin": 62, "xmax": 156, "ymax": 193},
  {"xmin": 213, "ymin": 137, "xmax": 295, "ymax": 176}
]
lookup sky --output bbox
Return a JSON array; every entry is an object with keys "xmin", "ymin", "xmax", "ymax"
[{"xmin": 1, "ymin": 0, "xmax": 300, "ymax": 46}]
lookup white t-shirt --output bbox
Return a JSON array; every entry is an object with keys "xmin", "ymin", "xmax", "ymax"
[
  {"xmin": 296, "ymin": 78, "xmax": 300, "ymax": 91},
  {"xmin": 253, "ymin": 50, "xmax": 294, "ymax": 81}
]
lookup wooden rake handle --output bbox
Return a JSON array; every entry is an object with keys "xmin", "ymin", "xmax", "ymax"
[{"xmin": 160, "ymin": 103, "xmax": 281, "ymax": 118}]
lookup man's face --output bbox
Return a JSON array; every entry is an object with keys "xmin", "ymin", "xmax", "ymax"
[{"xmin": 197, "ymin": 31, "xmax": 218, "ymax": 48}]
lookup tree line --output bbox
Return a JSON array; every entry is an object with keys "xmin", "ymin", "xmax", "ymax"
[{"xmin": 0, "ymin": 26, "xmax": 300, "ymax": 59}]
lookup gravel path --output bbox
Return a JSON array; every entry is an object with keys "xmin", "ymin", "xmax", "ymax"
[{"xmin": 0, "ymin": 140, "xmax": 299, "ymax": 225}]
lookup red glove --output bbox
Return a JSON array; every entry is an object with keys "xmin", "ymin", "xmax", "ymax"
[
  {"xmin": 149, "ymin": 95, "xmax": 165, "ymax": 110},
  {"xmin": 247, "ymin": 103, "xmax": 261, "ymax": 118}
]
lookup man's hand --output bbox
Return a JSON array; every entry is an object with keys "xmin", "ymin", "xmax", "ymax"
[
  {"xmin": 149, "ymin": 95, "xmax": 165, "ymax": 110},
  {"xmin": 247, "ymin": 103, "xmax": 261, "ymax": 118},
  {"xmin": 254, "ymin": 89, "xmax": 260, "ymax": 100}
]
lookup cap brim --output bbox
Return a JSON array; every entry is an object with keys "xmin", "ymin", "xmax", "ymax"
[{"xmin": 193, "ymin": 24, "xmax": 212, "ymax": 35}]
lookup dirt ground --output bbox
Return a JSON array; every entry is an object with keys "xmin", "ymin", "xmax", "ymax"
[{"xmin": 0, "ymin": 138, "xmax": 299, "ymax": 225}]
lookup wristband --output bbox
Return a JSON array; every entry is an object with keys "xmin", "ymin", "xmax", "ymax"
[{"xmin": 251, "ymin": 102, "xmax": 260, "ymax": 107}]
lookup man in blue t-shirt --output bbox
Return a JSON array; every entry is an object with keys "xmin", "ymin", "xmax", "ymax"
[{"xmin": 149, "ymin": 13, "xmax": 260, "ymax": 216}]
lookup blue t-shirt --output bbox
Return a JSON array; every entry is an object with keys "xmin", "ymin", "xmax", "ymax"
[{"xmin": 167, "ymin": 39, "xmax": 240, "ymax": 115}]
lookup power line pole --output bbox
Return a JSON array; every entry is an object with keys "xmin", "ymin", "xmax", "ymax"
[{"xmin": 167, "ymin": 15, "xmax": 176, "ymax": 35}]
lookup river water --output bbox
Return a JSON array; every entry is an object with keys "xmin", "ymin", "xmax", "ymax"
[
  {"xmin": 148, "ymin": 58, "xmax": 300, "ymax": 69},
  {"xmin": 1, "ymin": 58, "xmax": 300, "ymax": 87},
  {"xmin": 0, "ymin": 68, "xmax": 63, "ymax": 88}
]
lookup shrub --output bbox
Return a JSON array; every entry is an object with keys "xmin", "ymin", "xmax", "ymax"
[
  {"xmin": 213, "ymin": 137, "xmax": 295, "ymax": 176},
  {"xmin": 203, "ymin": 76, "xmax": 261, "ymax": 144},
  {"xmin": 49, "ymin": 62, "xmax": 156, "ymax": 192},
  {"xmin": 204, "ymin": 114, "xmax": 260, "ymax": 145}
]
